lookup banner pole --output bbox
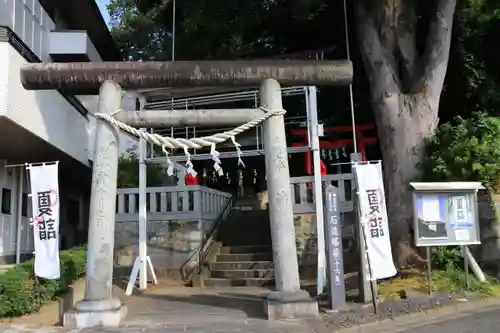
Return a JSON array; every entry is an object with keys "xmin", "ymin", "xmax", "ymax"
[
  {"xmin": 307, "ymin": 86, "xmax": 326, "ymax": 296},
  {"xmin": 15, "ymin": 166, "xmax": 24, "ymax": 264},
  {"xmin": 360, "ymin": 217, "xmax": 378, "ymax": 313}
]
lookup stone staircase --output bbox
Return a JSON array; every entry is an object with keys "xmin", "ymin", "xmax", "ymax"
[{"xmin": 202, "ymin": 202, "xmax": 275, "ymax": 287}]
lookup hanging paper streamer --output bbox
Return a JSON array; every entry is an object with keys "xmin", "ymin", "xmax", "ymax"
[
  {"xmin": 210, "ymin": 143, "xmax": 224, "ymax": 176},
  {"xmin": 231, "ymin": 136, "xmax": 245, "ymax": 168},
  {"xmin": 183, "ymin": 146, "xmax": 197, "ymax": 176},
  {"xmin": 162, "ymin": 145, "xmax": 175, "ymax": 176}
]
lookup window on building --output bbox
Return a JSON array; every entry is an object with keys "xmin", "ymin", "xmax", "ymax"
[
  {"xmin": 22, "ymin": 193, "xmax": 29, "ymax": 217},
  {"xmin": 67, "ymin": 198, "xmax": 80, "ymax": 228},
  {"xmin": 1, "ymin": 188, "xmax": 12, "ymax": 215},
  {"xmin": 24, "ymin": 5, "xmax": 34, "ymax": 49}
]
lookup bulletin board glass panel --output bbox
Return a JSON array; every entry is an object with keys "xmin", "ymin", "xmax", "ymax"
[{"xmin": 413, "ymin": 192, "xmax": 480, "ymax": 247}]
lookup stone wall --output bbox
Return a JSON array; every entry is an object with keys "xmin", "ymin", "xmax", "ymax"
[
  {"xmin": 113, "ymin": 211, "xmax": 359, "ymax": 281},
  {"xmin": 294, "ymin": 211, "xmax": 358, "ymax": 280},
  {"xmin": 114, "ymin": 219, "xmax": 211, "ymax": 276}
]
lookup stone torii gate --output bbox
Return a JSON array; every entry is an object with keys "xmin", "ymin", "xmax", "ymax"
[{"xmin": 20, "ymin": 60, "xmax": 353, "ymax": 328}]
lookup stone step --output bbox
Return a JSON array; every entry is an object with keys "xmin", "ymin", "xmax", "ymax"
[
  {"xmin": 219, "ymin": 227, "xmax": 271, "ymax": 234},
  {"xmin": 219, "ymin": 241, "xmax": 272, "ymax": 248},
  {"xmin": 217, "ymin": 236, "xmax": 272, "ymax": 246},
  {"xmin": 219, "ymin": 228, "xmax": 270, "ymax": 235},
  {"xmin": 211, "ymin": 261, "xmax": 273, "ymax": 271},
  {"xmin": 227, "ymin": 212, "xmax": 269, "ymax": 221},
  {"xmin": 204, "ymin": 278, "xmax": 274, "ymax": 287},
  {"xmin": 222, "ymin": 216, "xmax": 269, "ymax": 223},
  {"xmin": 216, "ymin": 253, "xmax": 273, "ymax": 262},
  {"xmin": 211, "ymin": 269, "xmax": 274, "ymax": 279},
  {"xmin": 219, "ymin": 245, "xmax": 272, "ymax": 254},
  {"xmin": 222, "ymin": 221, "xmax": 270, "ymax": 229}
]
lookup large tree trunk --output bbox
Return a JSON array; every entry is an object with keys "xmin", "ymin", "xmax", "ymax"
[
  {"xmin": 375, "ymin": 94, "xmax": 438, "ymax": 266},
  {"xmin": 356, "ymin": 0, "xmax": 456, "ymax": 267}
]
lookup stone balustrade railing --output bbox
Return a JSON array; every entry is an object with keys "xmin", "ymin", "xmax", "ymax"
[{"xmin": 115, "ymin": 185, "xmax": 232, "ymax": 223}]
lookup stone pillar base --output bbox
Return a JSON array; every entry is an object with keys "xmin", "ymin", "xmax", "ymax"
[
  {"xmin": 63, "ymin": 298, "xmax": 127, "ymax": 329},
  {"xmin": 264, "ymin": 290, "xmax": 318, "ymax": 321}
]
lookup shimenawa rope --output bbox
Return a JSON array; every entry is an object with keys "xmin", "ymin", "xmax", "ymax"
[{"xmin": 90, "ymin": 106, "xmax": 286, "ymax": 175}]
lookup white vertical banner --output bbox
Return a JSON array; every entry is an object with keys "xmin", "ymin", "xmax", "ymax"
[
  {"xmin": 353, "ymin": 162, "xmax": 397, "ymax": 280},
  {"xmin": 28, "ymin": 163, "xmax": 60, "ymax": 280}
]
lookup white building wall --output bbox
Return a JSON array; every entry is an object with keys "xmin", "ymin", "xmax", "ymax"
[
  {"xmin": 0, "ymin": 0, "xmax": 103, "ymax": 259},
  {"xmin": 0, "ymin": 0, "xmax": 107, "ymax": 166},
  {"xmin": 48, "ymin": 31, "xmax": 101, "ymax": 61},
  {"xmin": 0, "ymin": 41, "xmax": 6, "ymax": 116},
  {"xmin": 0, "ymin": 0, "xmax": 101, "ymax": 63},
  {"xmin": 0, "ymin": 0, "xmax": 55, "ymax": 62},
  {"xmin": 0, "ymin": 43, "xmax": 91, "ymax": 166}
]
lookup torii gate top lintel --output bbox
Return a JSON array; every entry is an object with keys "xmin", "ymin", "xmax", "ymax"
[{"xmin": 19, "ymin": 60, "xmax": 353, "ymax": 93}]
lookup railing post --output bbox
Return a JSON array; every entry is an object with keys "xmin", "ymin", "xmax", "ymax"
[
  {"xmin": 260, "ymin": 78, "xmax": 318, "ymax": 320},
  {"xmin": 193, "ymin": 187, "xmax": 202, "ymax": 219},
  {"xmin": 64, "ymin": 80, "xmax": 127, "ymax": 328}
]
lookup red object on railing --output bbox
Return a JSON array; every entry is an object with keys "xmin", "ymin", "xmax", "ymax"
[
  {"xmin": 291, "ymin": 124, "xmax": 377, "ymax": 175},
  {"xmin": 320, "ymin": 160, "xmax": 327, "ymax": 176},
  {"xmin": 184, "ymin": 170, "xmax": 199, "ymax": 185}
]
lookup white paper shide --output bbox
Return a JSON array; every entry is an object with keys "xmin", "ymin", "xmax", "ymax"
[
  {"xmin": 354, "ymin": 162, "xmax": 397, "ymax": 280},
  {"xmin": 29, "ymin": 163, "xmax": 60, "ymax": 280}
]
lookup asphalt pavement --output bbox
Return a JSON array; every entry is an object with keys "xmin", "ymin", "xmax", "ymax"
[{"xmin": 379, "ymin": 307, "xmax": 500, "ymax": 333}]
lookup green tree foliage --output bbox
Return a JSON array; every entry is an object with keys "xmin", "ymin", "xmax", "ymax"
[
  {"xmin": 437, "ymin": 0, "xmax": 500, "ymax": 123},
  {"xmin": 107, "ymin": 0, "xmax": 500, "ymax": 264},
  {"xmin": 108, "ymin": 0, "xmax": 341, "ymax": 61},
  {"xmin": 106, "ymin": 0, "xmax": 500, "ymax": 120},
  {"xmin": 420, "ymin": 112, "xmax": 500, "ymax": 190},
  {"xmin": 117, "ymin": 146, "xmax": 168, "ymax": 188}
]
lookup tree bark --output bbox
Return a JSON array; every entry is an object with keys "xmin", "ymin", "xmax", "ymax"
[
  {"xmin": 374, "ymin": 94, "xmax": 438, "ymax": 266},
  {"xmin": 356, "ymin": 0, "xmax": 456, "ymax": 267}
]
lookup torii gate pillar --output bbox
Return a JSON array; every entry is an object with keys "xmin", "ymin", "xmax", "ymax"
[
  {"xmin": 260, "ymin": 79, "xmax": 318, "ymax": 320},
  {"xmin": 64, "ymin": 80, "xmax": 126, "ymax": 328}
]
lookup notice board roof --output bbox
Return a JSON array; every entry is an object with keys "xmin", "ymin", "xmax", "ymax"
[{"xmin": 410, "ymin": 182, "xmax": 485, "ymax": 191}]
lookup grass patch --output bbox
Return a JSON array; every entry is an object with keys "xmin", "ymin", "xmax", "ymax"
[{"xmin": 378, "ymin": 267, "xmax": 500, "ymax": 300}]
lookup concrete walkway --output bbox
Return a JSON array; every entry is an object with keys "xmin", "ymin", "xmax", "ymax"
[
  {"xmin": 0, "ymin": 284, "xmax": 323, "ymax": 333},
  {"xmin": 106, "ymin": 285, "xmax": 320, "ymax": 333},
  {"xmin": 3, "ymin": 283, "xmax": 500, "ymax": 333}
]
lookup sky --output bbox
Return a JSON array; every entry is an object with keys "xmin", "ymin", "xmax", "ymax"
[{"xmin": 97, "ymin": 0, "xmax": 111, "ymax": 27}]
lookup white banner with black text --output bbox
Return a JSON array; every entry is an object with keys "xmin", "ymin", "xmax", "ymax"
[
  {"xmin": 28, "ymin": 163, "xmax": 60, "ymax": 280},
  {"xmin": 354, "ymin": 162, "xmax": 397, "ymax": 280}
]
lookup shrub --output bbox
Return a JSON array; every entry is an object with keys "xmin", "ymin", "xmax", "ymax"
[
  {"xmin": 420, "ymin": 112, "xmax": 500, "ymax": 190},
  {"xmin": 419, "ymin": 112, "xmax": 500, "ymax": 270},
  {"xmin": 0, "ymin": 246, "xmax": 86, "ymax": 318},
  {"xmin": 432, "ymin": 246, "xmax": 463, "ymax": 270}
]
